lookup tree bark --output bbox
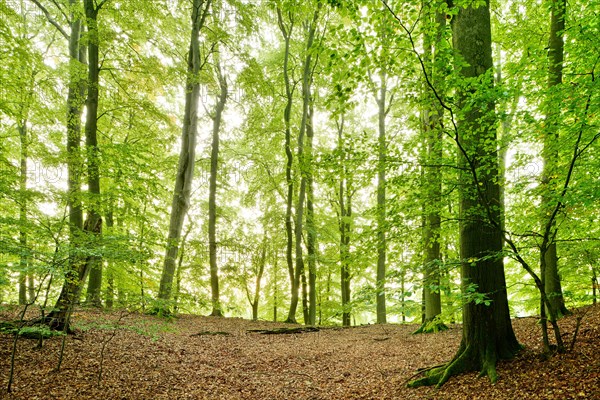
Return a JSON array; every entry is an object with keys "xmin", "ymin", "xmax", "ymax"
[
  {"xmin": 417, "ymin": 6, "xmax": 446, "ymax": 333},
  {"xmin": 541, "ymin": 0, "xmax": 569, "ymax": 319},
  {"xmin": 18, "ymin": 120, "xmax": 29, "ymax": 305},
  {"xmin": 82, "ymin": 0, "xmax": 103, "ymax": 308},
  {"xmin": 104, "ymin": 210, "xmax": 114, "ymax": 309},
  {"xmin": 306, "ymin": 95, "xmax": 317, "ymax": 326},
  {"xmin": 157, "ymin": 0, "xmax": 211, "ymax": 311},
  {"xmin": 208, "ymin": 50, "xmax": 228, "ymax": 317},
  {"xmin": 375, "ymin": 68, "xmax": 387, "ymax": 324},
  {"xmin": 337, "ymin": 115, "xmax": 352, "ymax": 327},
  {"xmin": 409, "ymin": 1, "xmax": 520, "ymax": 387},
  {"xmin": 251, "ymin": 232, "xmax": 268, "ymax": 321},
  {"xmin": 47, "ymin": 0, "xmax": 108, "ymax": 330},
  {"xmin": 277, "ymin": 8, "xmax": 297, "ymax": 324}
]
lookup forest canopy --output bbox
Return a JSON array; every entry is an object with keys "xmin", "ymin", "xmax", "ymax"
[{"xmin": 0, "ymin": 0, "xmax": 598, "ymax": 345}]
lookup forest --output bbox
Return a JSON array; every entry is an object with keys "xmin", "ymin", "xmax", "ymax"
[{"xmin": 0, "ymin": 0, "xmax": 599, "ymax": 397}]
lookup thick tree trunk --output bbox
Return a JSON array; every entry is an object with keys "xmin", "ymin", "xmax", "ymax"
[
  {"xmin": 82, "ymin": 0, "xmax": 103, "ymax": 309},
  {"xmin": 208, "ymin": 54, "xmax": 227, "ymax": 317},
  {"xmin": 157, "ymin": 0, "xmax": 211, "ymax": 311},
  {"xmin": 410, "ymin": 1, "xmax": 520, "ymax": 387},
  {"xmin": 43, "ymin": 0, "xmax": 87, "ymax": 321},
  {"xmin": 541, "ymin": 0, "xmax": 569, "ymax": 319},
  {"xmin": 47, "ymin": 0, "xmax": 108, "ymax": 330},
  {"xmin": 277, "ymin": 9, "xmax": 297, "ymax": 324}
]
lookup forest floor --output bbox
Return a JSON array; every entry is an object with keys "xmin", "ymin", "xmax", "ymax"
[{"xmin": 0, "ymin": 304, "xmax": 598, "ymax": 400}]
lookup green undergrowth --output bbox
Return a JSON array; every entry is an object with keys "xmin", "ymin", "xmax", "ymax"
[
  {"xmin": 413, "ymin": 316, "xmax": 449, "ymax": 334},
  {"xmin": 0, "ymin": 321, "xmax": 65, "ymax": 339}
]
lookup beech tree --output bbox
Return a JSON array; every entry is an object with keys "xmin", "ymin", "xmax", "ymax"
[
  {"xmin": 415, "ymin": 1, "xmax": 448, "ymax": 334},
  {"xmin": 157, "ymin": 0, "xmax": 212, "ymax": 310},
  {"xmin": 45, "ymin": 0, "xmax": 109, "ymax": 330},
  {"xmin": 540, "ymin": 0, "xmax": 569, "ymax": 318},
  {"xmin": 207, "ymin": 45, "xmax": 228, "ymax": 317},
  {"xmin": 404, "ymin": 0, "xmax": 521, "ymax": 386}
]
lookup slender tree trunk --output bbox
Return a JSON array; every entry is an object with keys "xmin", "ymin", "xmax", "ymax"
[
  {"xmin": 541, "ymin": 0, "xmax": 569, "ymax": 319},
  {"xmin": 173, "ymin": 224, "xmax": 191, "ymax": 313},
  {"xmin": 16, "ymin": 66, "xmax": 34, "ymax": 305},
  {"xmin": 104, "ymin": 210, "xmax": 114, "ymax": 309},
  {"xmin": 285, "ymin": 6, "xmax": 320, "ymax": 324},
  {"xmin": 337, "ymin": 116, "xmax": 352, "ymax": 327},
  {"xmin": 592, "ymin": 268, "xmax": 598, "ymax": 305},
  {"xmin": 251, "ymin": 232, "xmax": 268, "ymax": 321},
  {"xmin": 292, "ymin": 80, "xmax": 308, "ymax": 324},
  {"xmin": 273, "ymin": 252, "xmax": 279, "ymax": 322},
  {"xmin": 208, "ymin": 52, "xmax": 227, "ymax": 317},
  {"xmin": 18, "ymin": 122, "xmax": 28, "ymax": 305},
  {"xmin": 137, "ymin": 200, "xmax": 148, "ymax": 310},
  {"xmin": 277, "ymin": 9, "xmax": 297, "ymax": 324},
  {"xmin": 157, "ymin": 0, "xmax": 211, "ymax": 311},
  {"xmin": 410, "ymin": 1, "xmax": 520, "ymax": 387},
  {"xmin": 375, "ymin": 70, "xmax": 388, "ymax": 324},
  {"xmin": 417, "ymin": 8, "xmax": 446, "ymax": 333},
  {"xmin": 306, "ymin": 102, "xmax": 317, "ymax": 326}
]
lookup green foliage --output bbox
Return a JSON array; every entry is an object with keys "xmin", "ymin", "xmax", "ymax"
[
  {"xmin": 0, "ymin": 321, "xmax": 64, "ymax": 339},
  {"xmin": 0, "ymin": 0, "xmax": 597, "ymax": 330}
]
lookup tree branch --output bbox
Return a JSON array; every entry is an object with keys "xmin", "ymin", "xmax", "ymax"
[{"xmin": 29, "ymin": 0, "xmax": 69, "ymax": 40}]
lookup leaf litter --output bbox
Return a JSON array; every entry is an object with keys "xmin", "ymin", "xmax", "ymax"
[{"xmin": 0, "ymin": 304, "xmax": 598, "ymax": 399}]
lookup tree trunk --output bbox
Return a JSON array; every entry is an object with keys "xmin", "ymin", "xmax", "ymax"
[
  {"xmin": 104, "ymin": 210, "xmax": 114, "ymax": 309},
  {"xmin": 82, "ymin": 0, "xmax": 103, "ymax": 309},
  {"xmin": 273, "ymin": 252, "xmax": 279, "ymax": 322},
  {"xmin": 18, "ymin": 122, "xmax": 28, "ymax": 306},
  {"xmin": 137, "ymin": 200, "xmax": 148, "ymax": 310},
  {"xmin": 208, "ymin": 51, "xmax": 227, "ymax": 317},
  {"xmin": 409, "ymin": 1, "xmax": 520, "ymax": 387},
  {"xmin": 284, "ymin": 6, "xmax": 320, "ymax": 324},
  {"xmin": 277, "ymin": 8, "xmax": 297, "ymax": 324},
  {"xmin": 48, "ymin": 0, "xmax": 109, "ymax": 330},
  {"xmin": 306, "ymin": 100, "xmax": 317, "ymax": 326},
  {"xmin": 592, "ymin": 267, "xmax": 598, "ymax": 305},
  {"xmin": 157, "ymin": 0, "xmax": 211, "ymax": 311},
  {"xmin": 337, "ymin": 116, "xmax": 352, "ymax": 327},
  {"xmin": 541, "ymin": 0, "xmax": 569, "ymax": 319},
  {"xmin": 251, "ymin": 232, "xmax": 268, "ymax": 321},
  {"xmin": 375, "ymin": 70, "xmax": 387, "ymax": 324},
  {"xmin": 416, "ymin": 7, "xmax": 446, "ymax": 333},
  {"xmin": 44, "ymin": 0, "xmax": 86, "ymax": 324}
]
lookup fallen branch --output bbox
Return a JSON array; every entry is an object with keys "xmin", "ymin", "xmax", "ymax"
[
  {"xmin": 190, "ymin": 331, "xmax": 231, "ymax": 337},
  {"xmin": 247, "ymin": 327, "xmax": 320, "ymax": 335}
]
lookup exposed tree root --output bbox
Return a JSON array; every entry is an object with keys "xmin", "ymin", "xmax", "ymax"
[
  {"xmin": 413, "ymin": 317, "xmax": 449, "ymax": 334},
  {"xmin": 407, "ymin": 344, "xmax": 500, "ymax": 388}
]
